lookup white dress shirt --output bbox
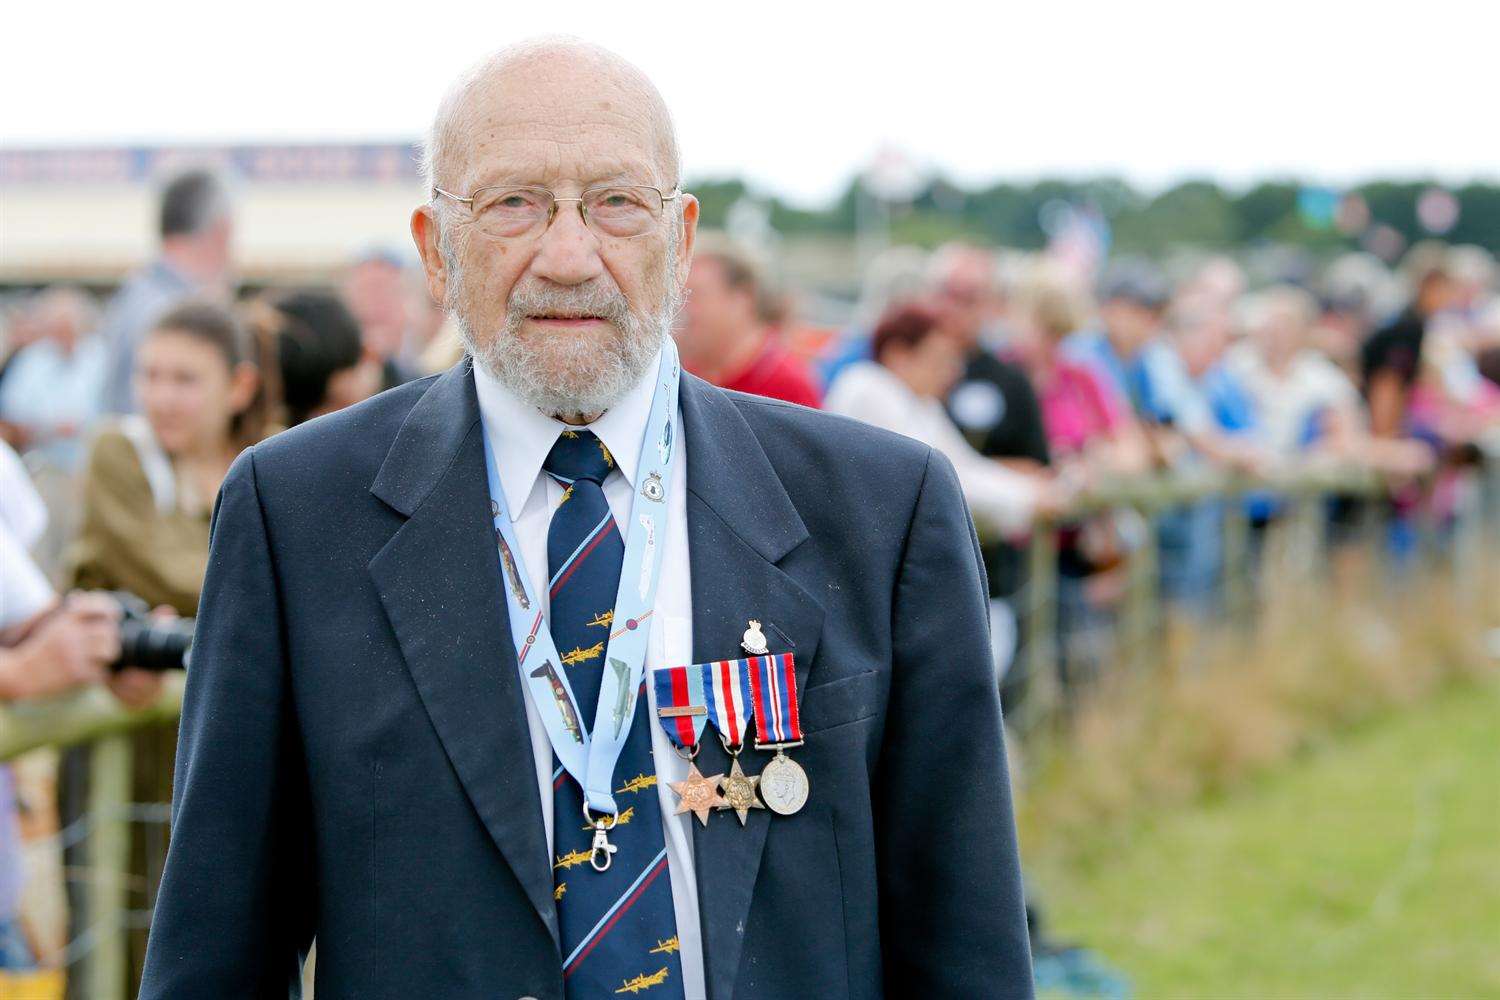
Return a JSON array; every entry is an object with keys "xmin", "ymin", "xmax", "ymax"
[{"xmin": 472, "ymin": 354, "xmax": 706, "ymax": 1000}]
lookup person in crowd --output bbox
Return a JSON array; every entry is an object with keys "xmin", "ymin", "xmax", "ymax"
[
  {"xmin": 1068, "ymin": 262, "xmax": 1260, "ymax": 608},
  {"xmin": 818, "ymin": 244, "xmax": 930, "ymax": 387},
  {"xmin": 1007, "ymin": 265, "xmax": 1149, "ymax": 681},
  {"xmin": 1174, "ymin": 293, "xmax": 1262, "ymax": 442},
  {"xmin": 0, "ymin": 440, "xmax": 155, "ymax": 972},
  {"xmin": 0, "ymin": 288, "xmax": 107, "ymax": 468},
  {"xmin": 1361, "ymin": 242, "xmax": 1463, "ymax": 438},
  {"xmin": 1010, "ymin": 267, "xmax": 1150, "ymax": 478},
  {"xmin": 1446, "ymin": 245, "xmax": 1497, "ymax": 318},
  {"xmin": 1406, "ymin": 325, "xmax": 1500, "ymax": 451},
  {"xmin": 677, "ymin": 235, "xmax": 823, "ymax": 406},
  {"xmin": 924, "ymin": 245, "xmax": 1054, "ymax": 684},
  {"xmin": 254, "ymin": 290, "xmax": 381, "ymax": 428},
  {"xmin": 65, "ymin": 298, "xmax": 264, "ymax": 994},
  {"xmin": 70, "ymin": 300, "xmax": 266, "ymax": 616},
  {"xmin": 1066, "ymin": 262, "xmax": 1213, "ymax": 453},
  {"xmin": 341, "ymin": 248, "xmax": 420, "ymax": 392},
  {"xmin": 0, "ymin": 299, "xmax": 46, "ymax": 397},
  {"xmin": 99, "ymin": 170, "xmax": 235, "ymax": 414},
  {"xmin": 1475, "ymin": 298, "xmax": 1500, "ymax": 388},
  {"xmin": 1226, "ymin": 286, "xmax": 1369, "ymax": 461},
  {"xmin": 1316, "ymin": 252, "xmax": 1400, "ymax": 379},
  {"xmin": 923, "ymin": 245, "xmax": 1044, "ymax": 462},
  {"xmin": 826, "ymin": 301, "xmax": 1040, "ymax": 536}
]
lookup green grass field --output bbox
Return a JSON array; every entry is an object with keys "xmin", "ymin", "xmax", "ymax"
[{"xmin": 1026, "ymin": 677, "xmax": 1500, "ymax": 999}]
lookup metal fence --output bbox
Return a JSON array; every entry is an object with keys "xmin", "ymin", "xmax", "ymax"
[{"xmin": 2, "ymin": 443, "xmax": 1496, "ymax": 999}]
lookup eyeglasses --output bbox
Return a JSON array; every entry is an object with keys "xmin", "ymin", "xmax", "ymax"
[{"xmin": 432, "ymin": 184, "xmax": 680, "ymax": 241}]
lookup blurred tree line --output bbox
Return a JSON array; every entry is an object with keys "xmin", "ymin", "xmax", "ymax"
[{"xmin": 687, "ymin": 175, "xmax": 1500, "ymax": 255}]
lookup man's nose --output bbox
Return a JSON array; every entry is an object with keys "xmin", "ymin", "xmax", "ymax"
[{"xmin": 528, "ymin": 201, "xmax": 606, "ymax": 286}]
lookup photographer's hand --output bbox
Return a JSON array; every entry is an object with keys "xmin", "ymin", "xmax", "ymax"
[{"xmin": 0, "ymin": 592, "xmax": 120, "ymax": 701}]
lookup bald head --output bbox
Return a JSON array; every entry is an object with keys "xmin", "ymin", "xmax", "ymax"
[{"xmin": 422, "ymin": 38, "xmax": 681, "ymax": 197}]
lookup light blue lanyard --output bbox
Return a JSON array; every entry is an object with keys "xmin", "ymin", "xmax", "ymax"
[{"xmin": 479, "ymin": 341, "xmax": 681, "ymax": 817}]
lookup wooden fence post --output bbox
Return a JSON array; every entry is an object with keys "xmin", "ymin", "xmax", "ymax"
[
  {"xmin": 85, "ymin": 734, "xmax": 132, "ymax": 1000},
  {"xmin": 1019, "ymin": 523, "xmax": 1060, "ymax": 734}
]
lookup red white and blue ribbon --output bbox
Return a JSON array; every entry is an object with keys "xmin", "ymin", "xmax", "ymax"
[
  {"xmin": 702, "ymin": 658, "xmax": 756, "ymax": 748},
  {"xmin": 748, "ymin": 653, "xmax": 802, "ymax": 748},
  {"xmin": 651, "ymin": 663, "xmax": 708, "ymax": 749}
]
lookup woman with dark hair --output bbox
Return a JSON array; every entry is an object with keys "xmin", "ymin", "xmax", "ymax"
[
  {"xmin": 69, "ymin": 299, "xmax": 266, "ymax": 614},
  {"xmin": 62, "ymin": 298, "xmax": 267, "ymax": 992},
  {"xmin": 258, "ymin": 289, "xmax": 379, "ymax": 428},
  {"xmin": 825, "ymin": 300, "xmax": 1040, "ymax": 536}
]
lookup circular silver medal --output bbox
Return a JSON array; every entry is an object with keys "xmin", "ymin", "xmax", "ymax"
[{"xmin": 758, "ymin": 751, "xmax": 809, "ymax": 815}]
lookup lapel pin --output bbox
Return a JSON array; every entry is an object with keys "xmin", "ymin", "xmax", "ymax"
[{"xmin": 741, "ymin": 619, "xmax": 769, "ymax": 656}]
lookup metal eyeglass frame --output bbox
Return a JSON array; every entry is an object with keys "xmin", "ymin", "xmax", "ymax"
[{"xmin": 431, "ymin": 184, "xmax": 681, "ymax": 241}]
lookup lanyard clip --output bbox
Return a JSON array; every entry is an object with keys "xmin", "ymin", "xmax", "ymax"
[
  {"xmin": 584, "ymin": 804, "xmax": 619, "ymax": 873},
  {"xmin": 589, "ymin": 823, "xmax": 618, "ymax": 872}
]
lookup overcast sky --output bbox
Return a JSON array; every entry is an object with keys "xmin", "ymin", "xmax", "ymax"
[{"xmin": 4, "ymin": 0, "xmax": 1495, "ymax": 206}]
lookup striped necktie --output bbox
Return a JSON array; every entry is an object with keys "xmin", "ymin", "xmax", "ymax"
[{"xmin": 543, "ymin": 429, "xmax": 684, "ymax": 999}]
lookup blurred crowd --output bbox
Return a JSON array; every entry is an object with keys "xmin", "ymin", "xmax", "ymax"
[{"xmin": 2, "ymin": 168, "xmax": 1499, "ymax": 979}]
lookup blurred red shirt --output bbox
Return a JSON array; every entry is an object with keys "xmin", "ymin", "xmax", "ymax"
[{"xmin": 715, "ymin": 336, "xmax": 823, "ymax": 409}]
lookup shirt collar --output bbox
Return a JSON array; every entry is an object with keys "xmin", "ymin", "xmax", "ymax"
[{"xmin": 472, "ymin": 349, "xmax": 662, "ymax": 518}]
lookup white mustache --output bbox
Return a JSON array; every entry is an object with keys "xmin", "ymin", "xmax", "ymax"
[{"xmin": 507, "ymin": 282, "xmax": 631, "ymax": 325}]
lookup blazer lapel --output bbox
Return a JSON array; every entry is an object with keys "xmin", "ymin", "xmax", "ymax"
[
  {"xmin": 367, "ymin": 362, "xmax": 559, "ymax": 947},
  {"xmin": 680, "ymin": 376, "xmax": 826, "ymax": 1000}
]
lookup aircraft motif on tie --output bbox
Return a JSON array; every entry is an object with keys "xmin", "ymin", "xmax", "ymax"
[
  {"xmin": 649, "ymin": 936, "xmax": 679, "ymax": 955},
  {"xmin": 615, "ymin": 967, "xmax": 669, "ymax": 993},
  {"xmin": 616, "ymin": 773, "xmax": 657, "ymax": 795},
  {"xmin": 554, "ymin": 883, "xmax": 567, "ymax": 901},
  {"xmin": 581, "ymin": 806, "xmax": 634, "ymax": 831},
  {"xmin": 553, "ymin": 849, "xmax": 592, "ymax": 871},
  {"xmin": 587, "ymin": 610, "xmax": 615, "ymax": 628},
  {"xmin": 598, "ymin": 439, "xmax": 615, "ymax": 467},
  {"xmin": 561, "ymin": 641, "xmax": 604, "ymax": 667},
  {"xmin": 559, "ymin": 484, "xmax": 575, "ymax": 505}
]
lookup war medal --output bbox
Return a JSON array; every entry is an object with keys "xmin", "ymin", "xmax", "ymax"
[
  {"xmin": 749, "ymin": 652, "xmax": 810, "ymax": 816},
  {"xmin": 704, "ymin": 658, "xmax": 765, "ymax": 825},
  {"xmin": 652, "ymin": 663, "xmax": 723, "ymax": 826},
  {"xmin": 668, "ymin": 764, "xmax": 726, "ymax": 826}
]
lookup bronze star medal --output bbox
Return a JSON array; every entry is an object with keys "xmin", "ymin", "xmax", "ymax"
[
  {"xmin": 669, "ymin": 763, "xmax": 725, "ymax": 826},
  {"xmin": 716, "ymin": 757, "xmax": 765, "ymax": 825}
]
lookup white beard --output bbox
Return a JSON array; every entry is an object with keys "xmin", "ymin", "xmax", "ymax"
[{"xmin": 446, "ymin": 238, "xmax": 680, "ymax": 419}]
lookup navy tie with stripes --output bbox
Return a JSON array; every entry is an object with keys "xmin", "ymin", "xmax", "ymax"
[{"xmin": 543, "ymin": 429, "xmax": 684, "ymax": 998}]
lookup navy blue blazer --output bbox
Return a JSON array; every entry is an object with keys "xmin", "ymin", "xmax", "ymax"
[{"xmin": 139, "ymin": 362, "xmax": 1034, "ymax": 999}]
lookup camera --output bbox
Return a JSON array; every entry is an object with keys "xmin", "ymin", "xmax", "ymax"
[{"xmin": 105, "ymin": 592, "xmax": 194, "ymax": 673}]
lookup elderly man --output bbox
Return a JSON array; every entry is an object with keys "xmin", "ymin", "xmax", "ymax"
[{"xmin": 140, "ymin": 40, "xmax": 1032, "ymax": 999}]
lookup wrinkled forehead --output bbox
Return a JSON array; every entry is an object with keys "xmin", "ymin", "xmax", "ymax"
[{"xmin": 449, "ymin": 73, "xmax": 672, "ymax": 193}]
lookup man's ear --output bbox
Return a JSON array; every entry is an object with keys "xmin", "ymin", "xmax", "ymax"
[
  {"xmin": 674, "ymin": 194, "xmax": 699, "ymax": 290},
  {"xmin": 410, "ymin": 204, "xmax": 449, "ymax": 306}
]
